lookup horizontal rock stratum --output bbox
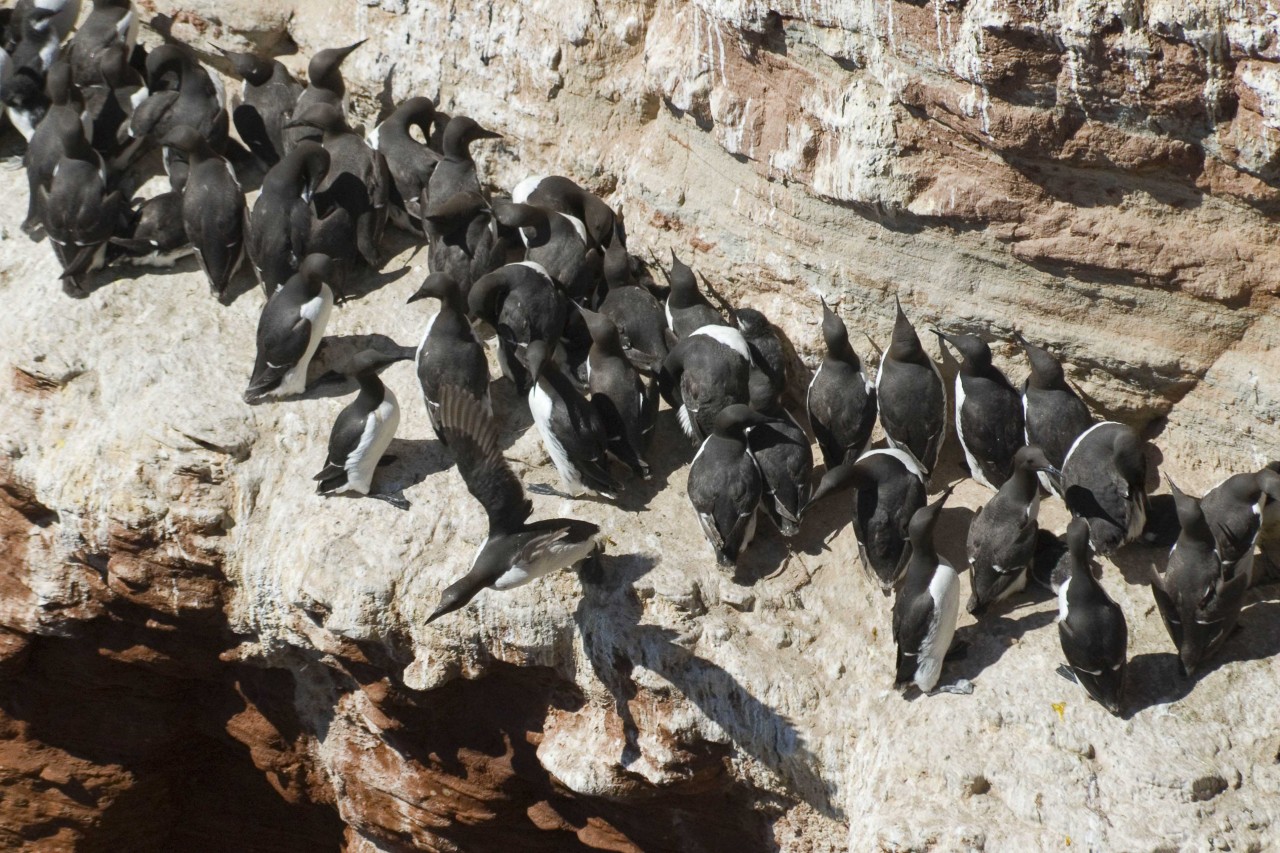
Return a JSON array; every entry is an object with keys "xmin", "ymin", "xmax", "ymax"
[{"xmin": 2, "ymin": 0, "xmax": 1279, "ymax": 850}]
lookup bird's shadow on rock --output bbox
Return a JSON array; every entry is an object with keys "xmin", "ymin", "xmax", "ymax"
[
  {"xmin": 1125, "ymin": 585, "xmax": 1280, "ymax": 717},
  {"xmin": 948, "ymin": 600, "xmax": 1058, "ymax": 685},
  {"xmin": 1122, "ymin": 652, "xmax": 1196, "ymax": 718},
  {"xmin": 613, "ymin": 407, "xmax": 691, "ymax": 513},
  {"xmin": 574, "ymin": 551, "xmax": 843, "ymax": 822},
  {"xmin": 378, "ymin": 437, "xmax": 452, "ymax": 493},
  {"xmin": 729, "ymin": 463, "xmax": 854, "ymax": 586}
]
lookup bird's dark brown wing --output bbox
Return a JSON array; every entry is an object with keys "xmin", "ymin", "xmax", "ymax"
[{"xmin": 438, "ymin": 384, "xmax": 531, "ymax": 535}]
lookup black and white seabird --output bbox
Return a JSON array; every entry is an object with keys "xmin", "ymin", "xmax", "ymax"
[
  {"xmin": 467, "ymin": 261, "xmax": 567, "ymax": 393},
  {"xmin": 580, "ymin": 307, "xmax": 654, "ymax": 480},
  {"xmin": 1057, "ymin": 517, "xmax": 1127, "ymax": 715},
  {"xmin": 82, "ymin": 43, "xmax": 147, "ymax": 156},
  {"xmin": 2, "ymin": 6, "xmax": 60, "ymax": 139},
  {"xmin": 425, "ymin": 115, "xmax": 501, "ymax": 210},
  {"xmin": 807, "ymin": 299, "xmax": 876, "ymax": 470},
  {"xmin": 492, "ymin": 198, "xmax": 599, "ymax": 304},
  {"xmin": 966, "ymin": 445, "xmax": 1059, "ymax": 615},
  {"xmin": 244, "ymin": 254, "xmax": 335, "ymax": 402},
  {"xmin": 22, "ymin": 60, "xmax": 82, "ymax": 233},
  {"xmin": 282, "ymin": 40, "xmax": 364, "ymax": 154},
  {"xmin": 1020, "ymin": 337, "xmax": 1093, "ymax": 496},
  {"xmin": 407, "ymin": 271, "xmax": 490, "ymax": 443},
  {"xmin": 367, "ymin": 96, "xmax": 440, "ymax": 231},
  {"xmin": 247, "ymin": 141, "xmax": 330, "ymax": 292},
  {"xmin": 426, "ymin": 385, "xmax": 603, "ymax": 623},
  {"xmin": 422, "ymin": 190, "xmax": 511, "ymax": 296},
  {"xmin": 1151, "ymin": 478, "xmax": 1246, "ymax": 677},
  {"xmin": 876, "ymin": 297, "xmax": 946, "ymax": 475},
  {"xmin": 67, "ymin": 0, "xmax": 136, "ymax": 88},
  {"xmin": 217, "ymin": 46, "xmax": 302, "ymax": 167},
  {"xmin": 736, "ymin": 308, "xmax": 789, "ymax": 413},
  {"xmin": 1060, "ymin": 421, "xmax": 1149, "ymax": 555},
  {"xmin": 688, "ymin": 404, "xmax": 775, "ymax": 567},
  {"xmin": 893, "ymin": 487, "xmax": 967, "ymax": 695},
  {"xmin": 129, "ymin": 44, "xmax": 228, "ymax": 190},
  {"xmin": 287, "ymin": 102, "xmax": 389, "ymax": 272},
  {"xmin": 936, "ymin": 331, "xmax": 1024, "ymax": 490},
  {"xmin": 109, "ymin": 190, "xmax": 191, "ymax": 267},
  {"xmin": 808, "ymin": 448, "xmax": 928, "ymax": 595},
  {"xmin": 162, "ymin": 126, "xmax": 244, "ymax": 299},
  {"xmin": 597, "ymin": 277, "xmax": 670, "ymax": 370},
  {"xmin": 1201, "ymin": 468, "xmax": 1280, "ymax": 586},
  {"xmin": 526, "ymin": 340, "xmax": 622, "ymax": 500},
  {"xmin": 748, "ymin": 408, "xmax": 813, "ymax": 538},
  {"xmin": 663, "ymin": 251, "xmax": 724, "ymax": 339},
  {"xmin": 314, "ymin": 349, "xmax": 410, "ymax": 509},
  {"xmin": 39, "ymin": 121, "xmax": 125, "ymax": 293},
  {"xmin": 7, "ymin": 0, "xmax": 80, "ymax": 47},
  {"xmin": 512, "ymin": 174, "xmax": 622, "ymax": 255},
  {"xmin": 660, "ymin": 324, "xmax": 753, "ymax": 445}
]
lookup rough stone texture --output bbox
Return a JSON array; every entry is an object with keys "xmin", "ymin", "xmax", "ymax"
[{"xmin": 3, "ymin": 0, "xmax": 1280, "ymax": 850}]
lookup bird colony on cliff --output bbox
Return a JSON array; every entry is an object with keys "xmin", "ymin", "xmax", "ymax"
[{"xmin": 4, "ymin": 0, "xmax": 1279, "ymax": 718}]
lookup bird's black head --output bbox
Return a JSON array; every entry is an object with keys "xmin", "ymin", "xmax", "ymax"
[
  {"xmin": 665, "ymin": 250, "xmax": 699, "ymax": 297},
  {"xmin": 442, "ymin": 115, "xmax": 501, "ymax": 155},
  {"xmin": 907, "ymin": 485, "xmax": 952, "ymax": 548},
  {"xmin": 1111, "ymin": 426, "xmax": 1148, "ymax": 491},
  {"xmin": 578, "ymin": 305, "xmax": 622, "ymax": 351},
  {"xmin": 298, "ymin": 253, "xmax": 335, "ymax": 284},
  {"xmin": 1166, "ymin": 475, "xmax": 1211, "ymax": 543},
  {"xmin": 935, "ymin": 330, "xmax": 992, "ymax": 372},
  {"xmin": 1020, "ymin": 336, "xmax": 1067, "ymax": 390},
  {"xmin": 1064, "ymin": 516, "xmax": 1091, "ymax": 567},
  {"xmin": 711, "ymin": 404, "xmax": 773, "ymax": 439},
  {"xmin": 216, "ymin": 46, "xmax": 274, "ymax": 87},
  {"xmin": 159, "ymin": 125, "xmax": 208, "ymax": 156},
  {"xmin": 1258, "ymin": 467, "xmax": 1280, "ymax": 504},
  {"xmin": 45, "ymin": 60, "xmax": 75, "ymax": 106},
  {"xmin": 887, "ymin": 296, "xmax": 927, "ymax": 363},
  {"xmin": 735, "ymin": 307, "xmax": 770, "ymax": 339},
  {"xmin": 819, "ymin": 298, "xmax": 858, "ymax": 364},
  {"xmin": 407, "ymin": 271, "xmax": 460, "ymax": 306},
  {"xmin": 145, "ymin": 44, "xmax": 194, "ymax": 91},
  {"xmin": 1013, "ymin": 444, "xmax": 1059, "ymax": 477},
  {"xmin": 393, "ymin": 96, "xmax": 436, "ymax": 139},
  {"xmin": 307, "ymin": 40, "xmax": 365, "ymax": 92},
  {"xmin": 425, "ymin": 581, "xmax": 471, "ymax": 625},
  {"xmin": 525, "ymin": 339, "xmax": 553, "ymax": 380},
  {"xmin": 286, "ymin": 102, "xmax": 346, "ymax": 134}
]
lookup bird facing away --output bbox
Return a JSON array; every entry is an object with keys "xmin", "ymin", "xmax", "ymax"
[
  {"xmin": 408, "ymin": 271, "xmax": 490, "ymax": 444},
  {"xmin": 1019, "ymin": 336, "xmax": 1093, "ymax": 496},
  {"xmin": 876, "ymin": 297, "xmax": 945, "ymax": 476},
  {"xmin": 966, "ymin": 445, "xmax": 1059, "ymax": 616},
  {"xmin": 1061, "ymin": 421, "xmax": 1150, "ymax": 555},
  {"xmin": 427, "ymin": 385, "xmax": 602, "ymax": 624},
  {"xmin": 1151, "ymin": 477, "xmax": 1248, "ymax": 677},
  {"xmin": 808, "ymin": 448, "xmax": 928, "ymax": 595},
  {"xmin": 1057, "ymin": 517, "xmax": 1128, "ymax": 715},
  {"xmin": 688, "ymin": 405, "xmax": 774, "ymax": 568},
  {"xmin": 935, "ymin": 331, "xmax": 1025, "ymax": 490},
  {"xmin": 807, "ymin": 299, "xmax": 876, "ymax": 470}
]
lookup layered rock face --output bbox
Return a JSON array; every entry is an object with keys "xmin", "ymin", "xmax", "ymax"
[{"xmin": 3, "ymin": 1, "xmax": 1280, "ymax": 851}]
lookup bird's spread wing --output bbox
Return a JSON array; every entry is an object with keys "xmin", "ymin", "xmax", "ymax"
[{"xmin": 438, "ymin": 384, "xmax": 532, "ymax": 534}]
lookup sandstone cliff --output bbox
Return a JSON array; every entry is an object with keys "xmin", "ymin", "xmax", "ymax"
[{"xmin": 2, "ymin": 1, "xmax": 1280, "ymax": 850}]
